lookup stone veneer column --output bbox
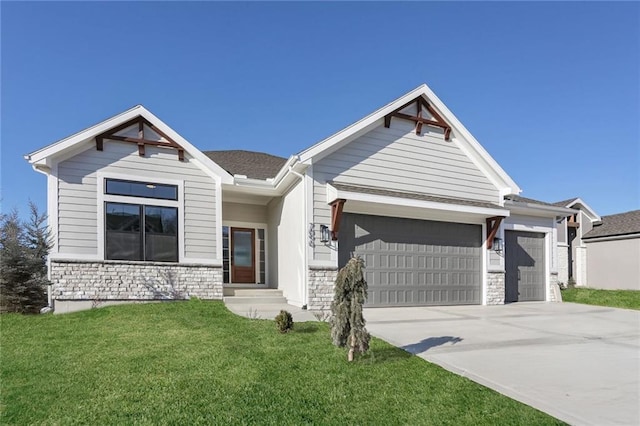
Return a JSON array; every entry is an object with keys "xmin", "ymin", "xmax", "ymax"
[
  {"xmin": 486, "ymin": 271, "xmax": 505, "ymax": 305},
  {"xmin": 549, "ymin": 272, "xmax": 561, "ymax": 302},
  {"xmin": 50, "ymin": 260, "xmax": 223, "ymax": 301},
  {"xmin": 307, "ymin": 266, "xmax": 338, "ymax": 311}
]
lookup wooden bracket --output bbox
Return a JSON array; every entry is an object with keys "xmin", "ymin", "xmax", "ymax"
[
  {"xmin": 486, "ymin": 216, "xmax": 504, "ymax": 249},
  {"xmin": 94, "ymin": 116, "xmax": 186, "ymax": 161},
  {"xmin": 330, "ymin": 199, "xmax": 346, "ymax": 241},
  {"xmin": 384, "ymin": 96, "xmax": 452, "ymax": 141}
]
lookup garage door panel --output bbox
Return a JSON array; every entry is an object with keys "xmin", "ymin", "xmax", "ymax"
[{"xmin": 340, "ymin": 213, "xmax": 482, "ymax": 307}]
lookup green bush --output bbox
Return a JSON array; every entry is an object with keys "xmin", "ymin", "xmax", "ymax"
[
  {"xmin": 275, "ymin": 310, "xmax": 294, "ymax": 333},
  {"xmin": 0, "ymin": 203, "xmax": 51, "ymax": 314}
]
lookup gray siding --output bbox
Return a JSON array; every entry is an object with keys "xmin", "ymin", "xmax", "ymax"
[
  {"xmin": 585, "ymin": 238, "xmax": 640, "ymax": 290},
  {"xmin": 57, "ymin": 141, "xmax": 218, "ymax": 260},
  {"xmin": 312, "ymin": 120, "xmax": 500, "ymax": 261}
]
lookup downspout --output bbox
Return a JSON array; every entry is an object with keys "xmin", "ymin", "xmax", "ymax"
[
  {"xmin": 288, "ymin": 164, "xmax": 308, "ymax": 309},
  {"xmin": 30, "ymin": 163, "xmax": 53, "ymax": 310}
]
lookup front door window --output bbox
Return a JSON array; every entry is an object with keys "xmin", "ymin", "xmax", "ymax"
[{"xmin": 231, "ymin": 228, "xmax": 255, "ymax": 283}]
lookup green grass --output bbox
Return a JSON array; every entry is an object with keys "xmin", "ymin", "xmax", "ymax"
[
  {"xmin": 1, "ymin": 301, "xmax": 563, "ymax": 425},
  {"xmin": 561, "ymin": 288, "xmax": 640, "ymax": 310}
]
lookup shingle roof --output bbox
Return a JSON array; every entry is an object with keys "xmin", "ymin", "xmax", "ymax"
[
  {"xmin": 330, "ymin": 182, "xmax": 504, "ymax": 210},
  {"xmin": 583, "ymin": 210, "xmax": 640, "ymax": 239},
  {"xmin": 552, "ymin": 198, "xmax": 579, "ymax": 207},
  {"xmin": 504, "ymin": 195, "xmax": 558, "ymax": 207},
  {"xmin": 203, "ymin": 150, "xmax": 287, "ymax": 180}
]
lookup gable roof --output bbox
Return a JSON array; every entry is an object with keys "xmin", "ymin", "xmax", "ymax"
[
  {"xmin": 503, "ymin": 194, "xmax": 577, "ymax": 217},
  {"xmin": 583, "ymin": 210, "xmax": 640, "ymax": 239},
  {"xmin": 24, "ymin": 105, "xmax": 234, "ymax": 184},
  {"xmin": 505, "ymin": 195, "xmax": 559, "ymax": 207},
  {"xmin": 552, "ymin": 198, "xmax": 579, "ymax": 207},
  {"xmin": 552, "ymin": 197, "xmax": 601, "ymax": 222},
  {"xmin": 204, "ymin": 150, "xmax": 287, "ymax": 180},
  {"xmin": 296, "ymin": 84, "xmax": 522, "ymax": 197}
]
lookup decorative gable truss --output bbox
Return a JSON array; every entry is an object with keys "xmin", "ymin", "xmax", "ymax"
[
  {"xmin": 384, "ymin": 96, "xmax": 452, "ymax": 140},
  {"xmin": 95, "ymin": 116, "xmax": 186, "ymax": 161}
]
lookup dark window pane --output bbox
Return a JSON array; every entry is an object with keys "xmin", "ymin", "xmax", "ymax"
[
  {"xmin": 144, "ymin": 206, "xmax": 177, "ymax": 262},
  {"xmin": 145, "ymin": 234, "xmax": 178, "ymax": 262},
  {"xmin": 104, "ymin": 202, "xmax": 178, "ymax": 263},
  {"xmin": 105, "ymin": 203, "xmax": 141, "ymax": 260},
  {"xmin": 106, "ymin": 203, "xmax": 140, "ymax": 231},
  {"xmin": 105, "ymin": 179, "xmax": 177, "ymax": 200},
  {"xmin": 106, "ymin": 231, "xmax": 142, "ymax": 261},
  {"xmin": 145, "ymin": 206, "xmax": 177, "ymax": 235}
]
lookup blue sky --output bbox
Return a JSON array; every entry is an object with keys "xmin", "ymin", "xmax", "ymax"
[{"xmin": 2, "ymin": 1, "xmax": 638, "ymax": 217}]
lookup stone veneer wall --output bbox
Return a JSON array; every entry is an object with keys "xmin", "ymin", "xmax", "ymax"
[
  {"xmin": 549, "ymin": 272, "xmax": 560, "ymax": 302},
  {"xmin": 307, "ymin": 266, "xmax": 338, "ymax": 311},
  {"xmin": 486, "ymin": 271, "xmax": 505, "ymax": 305},
  {"xmin": 50, "ymin": 260, "xmax": 223, "ymax": 301}
]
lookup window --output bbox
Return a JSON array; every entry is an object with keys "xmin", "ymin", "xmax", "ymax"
[
  {"xmin": 222, "ymin": 226, "xmax": 230, "ymax": 283},
  {"xmin": 105, "ymin": 179, "xmax": 177, "ymax": 200},
  {"xmin": 103, "ymin": 178, "xmax": 179, "ymax": 262}
]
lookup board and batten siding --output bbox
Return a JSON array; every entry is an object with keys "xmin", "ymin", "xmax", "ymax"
[
  {"xmin": 312, "ymin": 120, "xmax": 500, "ymax": 261},
  {"xmin": 56, "ymin": 141, "xmax": 218, "ymax": 260}
]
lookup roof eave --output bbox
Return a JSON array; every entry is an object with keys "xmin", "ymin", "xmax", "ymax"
[
  {"xmin": 565, "ymin": 197, "xmax": 601, "ymax": 222},
  {"xmin": 505, "ymin": 200, "xmax": 576, "ymax": 218},
  {"xmin": 583, "ymin": 232, "xmax": 640, "ymax": 242}
]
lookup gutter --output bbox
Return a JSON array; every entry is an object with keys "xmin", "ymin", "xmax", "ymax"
[
  {"xmin": 504, "ymin": 200, "xmax": 576, "ymax": 217},
  {"xmin": 582, "ymin": 233, "xmax": 640, "ymax": 243},
  {"xmin": 231, "ymin": 155, "xmax": 304, "ymax": 193},
  {"xmin": 29, "ymin": 164, "xmax": 54, "ymax": 310},
  {"xmin": 286, "ymin": 165, "xmax": 309, "ymax": 310}
]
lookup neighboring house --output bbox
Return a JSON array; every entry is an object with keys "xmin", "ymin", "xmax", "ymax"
[
  {"xmin": 553, "ymin": 198, "xmax": 601, "ymax": 286},
  {"xmin": 25, "ymin": 84, "xmax": 576, "ymax": 312},
  {"xmin": 582, "ymin": 210, "xmax": 640, "ymax": 290}
]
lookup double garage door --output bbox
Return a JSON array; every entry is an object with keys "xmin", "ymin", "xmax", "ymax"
[{"xmin": 339, "ymin": 213, "xmax": 482, "ymax": 307}]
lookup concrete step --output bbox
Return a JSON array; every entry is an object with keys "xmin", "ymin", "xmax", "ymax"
[
  {"xmin": 223, "ymin": 295, "xmax": 288, "ymax": 305},
  {"xmin": 223, "ymin": 288, "xmax": 283, "ymax": 297},
  {"xmin": 223, "ymin": 289, "xmax": 287, "ymax": 304}
]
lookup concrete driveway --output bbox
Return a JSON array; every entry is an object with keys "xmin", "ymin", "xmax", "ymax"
[{"xmin": 364, "ymin": 302, "xmax": 640, "ymax": 426}]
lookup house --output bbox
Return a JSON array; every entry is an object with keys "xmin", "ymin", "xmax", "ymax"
[
  {"xmin": 552, "ymin": 198, "xmax": 601, "ymax": 286},
  {"xmin": 581, "ymin": 210, "xmax": 640, "ymax": 290},
  {"xmin": 25, "ymin": 84, "xmax": 577, "ymax": 312}
]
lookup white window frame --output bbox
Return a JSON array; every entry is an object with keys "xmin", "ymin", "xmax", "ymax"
[{"xmin": 97, "ymin": 172, "xmax": 185, "ymax": 262}]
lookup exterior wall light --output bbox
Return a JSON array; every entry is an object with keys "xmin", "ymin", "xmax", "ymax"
[
  {"xmin": 493, "ymin": 237, "xmax": 504, "ymax": 254},
  {"xmin": 320, "ymin": 225, "xmax": 330, "ymax": 243}
]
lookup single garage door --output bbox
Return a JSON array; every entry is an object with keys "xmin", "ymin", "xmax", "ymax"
[
  {"xmin": 339, "ymin": 213, "xmax": 482, "ymax": 306},
  {"xmin": 505, "ymin": 231, "xmax": 545, "ymax": 302}
]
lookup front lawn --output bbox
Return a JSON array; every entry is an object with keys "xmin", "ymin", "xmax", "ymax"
[
  {"xmin": 1, "ymin": 301, "xmax": 563, "ymax": 425},
  {"xmin": 562, "ymin": 288, "xmax": 640, "ymax": 310}
]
